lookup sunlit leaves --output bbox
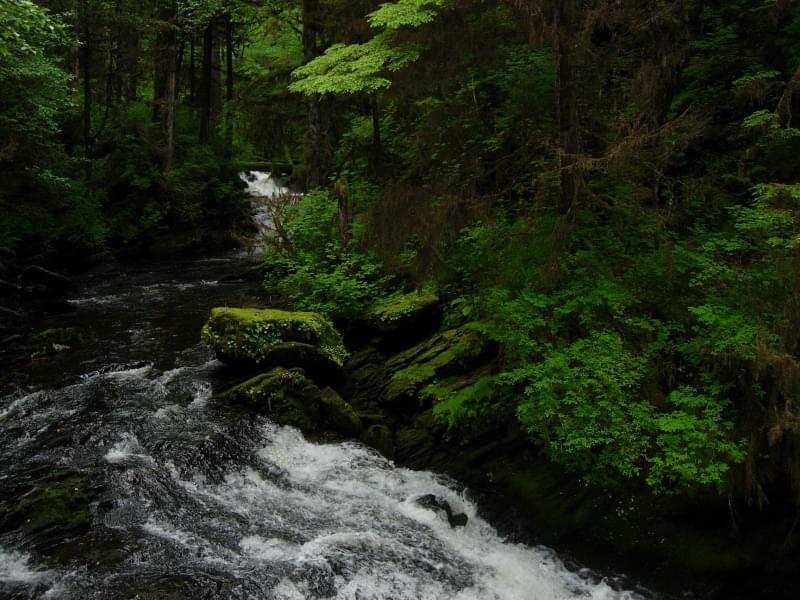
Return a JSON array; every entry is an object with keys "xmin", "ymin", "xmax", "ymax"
[
  {"xmin": 290, "ymin": 0, "xmax": 447, "ymax": 96},
  {"xmin": 289, "ymin": 33, "xmax": 420, "ymax": 95}
]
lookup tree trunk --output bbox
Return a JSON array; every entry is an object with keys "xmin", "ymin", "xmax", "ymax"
[
  {"xmin": 554, "ymin": 0, "xmax": 578, "ymax": 216},
  {"xmin": 123, "ymin": 31, "xmax": 140, "ymax": 101},
  {"xmin": 81, "ymin": 23, "xmax": 92, "ymax": 183},
  {"xmin": 189, "ymin": 36, "xmax": 196, "ymax": 104},
  {"xmin": 224, "ymin": 14, "xmax": 234, "ymax": 158},
  {"xmin": 199, "ymin": 20, "xmax": 214, "ymax": 144},
  {"xmin": 164, "ymin": 24, "xmax": 178, "ymax": 171},
  {"xmin": 335, "ymin": 179, "xmax": 349, "ymax": 250},
  {"xmin": 371, "ymin": 93, "xmax": 382, "ymax": 177},
  {"xmin": 303, "ymin": 0, "xmax": 323, "ymax": 189}
]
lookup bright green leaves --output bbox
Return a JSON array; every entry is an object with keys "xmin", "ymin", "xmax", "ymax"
[
  {"xmin": 514, "ymin": 332, "xmax": 653, "ymax": 482},
  {"xmin": 290, "ymin": 0, "xmax": 448, "ymax": 96},
  {"xmin": 266, "ymin": 190, "xmax": 391, "ymax": 320},
  {"xmin": 733, "ymin": 183, "xmax": 800, "ymax": 248},
  {"xmin": 512, "ymin": 332, "xmax": 743, "ymax": 491},
  {"xmin": 289, "ymin": 33, "xmax": 420, "ymax": 95},
  {"xmin": 649, "ymin": 388, "xmax": 744, "ymax": 490},
  {"xmin": 0, "ymin": 0, "xmax": 70, "ymax": 161},
  {"xmin": 0, "ymin": 0, "xmax": 63, "ymax": 59},
  {"xmin": 367, "ymin": 0, "xmax": 447, "ymax": 30}
]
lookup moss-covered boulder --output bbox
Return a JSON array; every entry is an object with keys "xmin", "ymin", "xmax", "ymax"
[
  {"xmin": 221, "ymin": 367, "xmax": 324, "ymax": 433},
  {"xmin": 381, "ymin": 323, "xmax": 496, "ymax": 411},
  {"xmin": 320, "ymin": 387, "xmax": 363, "ymax": 437},
  {"xmin": 202, "ymin": 308, "xmax": 348, "ymax": 379},
  {"xmin": 343, "ymin": 291, "xmax": 442, "ymax": 351}
]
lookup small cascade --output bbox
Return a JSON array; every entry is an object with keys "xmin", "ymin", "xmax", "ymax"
[{"xmin": 240, "ymin": 171, "xmax": 297, "ymax": 245}]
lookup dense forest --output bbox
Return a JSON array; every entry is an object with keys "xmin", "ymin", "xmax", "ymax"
[{"xmin": 4, "ymin": 0, "xmax": 800, "ymax": 591}]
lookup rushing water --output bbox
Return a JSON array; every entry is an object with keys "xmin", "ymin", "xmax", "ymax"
[{"xmin": 0, "ymin": 176, "xmax": 652, "ymax": 600}]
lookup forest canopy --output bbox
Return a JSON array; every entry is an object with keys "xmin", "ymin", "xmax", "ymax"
[{"xmin": 3, "ymin": 0, "xmax": 800, "ymax": 505}]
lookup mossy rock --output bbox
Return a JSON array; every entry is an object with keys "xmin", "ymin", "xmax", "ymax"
[
  {"xmin": 361, "ymin": 424, "xmax": 394, "ymax": 459},
  {"xmin": 368, "ymin": 291, "xmax": 441, "ymax": 332},
  {"xmin": 344, "ymin": 348, "xmax": 387, "ymax": 411},
  {"xmin": 381, "ymin": 323, "xmax": 496, "ymax": 411},
  {"xmin": 221, "ymin": 367, "xmax": 324, "ymax": 433},
  {"xmin": 395, "ymin": 411, "xmax": 444, "ymax": 465},
  {"xmin": 202, "ymin": 307, "xmax": 348, "ymax": 379},
  {"xmin": 18, "ymin": 265, "xmax": 71, "ymax": 297},
  {"xmin": 319, "ymin": 387, "xmax": 363, "ymax": 437},
  {"xmin": 29, "ymin": 327, "xmax": 86, "ymax": 356}
]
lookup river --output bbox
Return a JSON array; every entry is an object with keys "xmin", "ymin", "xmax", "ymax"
[{"xmin": 0, "ymin": 175, "xmax": 653, "ymax": 599}]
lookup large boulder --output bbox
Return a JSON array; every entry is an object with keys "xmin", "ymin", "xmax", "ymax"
[
  {"xmin": 222, "ymin": 368, "xmax": 365, "ymax": 438},
  {"xmin": 221, "ymin": 367, "xmax": 325, "ymax": 433},
  {"xmin": 202, "ymin": 308, "xmax": 348, "ymax": 380},
  {"xmin": 359, "ymin": 291, "xmax": 442, "ymax": 350}
]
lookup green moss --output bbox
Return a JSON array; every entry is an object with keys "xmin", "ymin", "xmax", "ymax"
[
  {"xmin": 382, "ymin": 323, "xmax": 494, "ymax": 409},
  {"xmin": 11, "ymin": 475, "xmax": 92, "ymax": 540},
  {"xmin": 201, "ymin": 307, "xmax": 348, "ymax": 368},
  {"xmin": 319, "ymin": 387, "xmax": 363, "ymax": 437},
  {"xmin": 428, "ymin": 369, "xmax": 503, "ymax": 435},
  {"xmin": 222, "ymin": 367, "xmax": 324, "ymax": 432},
  {"xmin": 368, "ymin": 290, "xmax": 440, "ymax": 326}
]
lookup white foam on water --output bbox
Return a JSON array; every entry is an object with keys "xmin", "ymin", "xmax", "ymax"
[
  {"xmin": 142, "ymin": 519, "xmax": 196, "ymax": 548},
  {"xmin": 0, "ymin": 547, "xmax": 50, "ymax": 584},
  {"xmin": 241, "ymin": 171, "xmax": 288, "ymax": 199},
  {"xmin": 69, "ymin": 293, "xmax": 124, "ymax": 306},
  {"xmin": 104, "ymin": 433, "xmax": 156, "ymax": 466},
  {"xmin": 157, "ymin": 422, "xmax": 644, "ymax": 599},
  {"xmin": 0, "ymin": 390, "xmax": 45, "ymax": 420},
  {"xmin": 240, "ymin": 535, "xmax": 300, "ymax": 562},
  {"xmin": 189, "ymin": 381, "xmax": 213, "ymax": 409},
  {"xmin": 79, "ymin": 363, "xmax": 154, "ymax": 384}
]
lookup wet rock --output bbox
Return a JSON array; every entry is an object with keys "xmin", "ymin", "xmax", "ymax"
[
  {"xmin": 0, "ymin": 304, "xmax": 21, "ymax": 323},
  {"xmin": 221, "ymin": 367, "xmax": 324, "ymax": 433},
  {"xmin": 381, "ymin": 323, "xmax": 496, "ymax": 412},
  {"xmin": 18, "ymin": 265, "xmax": 71, "ymax": 297},
  {"xmin": 395, "ymin": 411, "xmax": 446, "ymax": 465},
  {"xmin": 2, "ymin": 471, "xmax": 94, "ymax": 549},
  {"xmin": 202, "ymin": 307, "xmax": 348, "ymax": 381},
  {"xmin": 319, "ymin": 387, "xmax": 363, "ymax": 437},
  {"xmin": 358, "ymin": 291, "xmax": 442, "ymax": 350},
  {"xmin": 415, "ymin": 494, "xmax": 468, "ymax": 528},
  {"xmin": 29, "ymin": 327, "xmax": 85, "ymax": 356},
  {"xmin": 344, "ymin": 347, "xmax": 387, "ymax": 411},
  {"xmin": 361, "ymin": 424, "xmax": 394, "ymax": 459}
]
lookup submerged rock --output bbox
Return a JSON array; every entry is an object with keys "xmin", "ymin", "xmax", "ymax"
[
  {"xmin": 2, "ymin": 471, "xmax": 94, "ymax": 549},
  {"xmin": 202, "ymin": 307, "xmax": 348, "ymax": 379},
  {"xmin": 415, "ymin": 494, "xmax": 469, "ymax": 528}
]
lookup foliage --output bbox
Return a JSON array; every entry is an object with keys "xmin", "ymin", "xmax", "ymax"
[{"xmin": 266, "ymin": 190, "xmax": 392, "ymax": 320}]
